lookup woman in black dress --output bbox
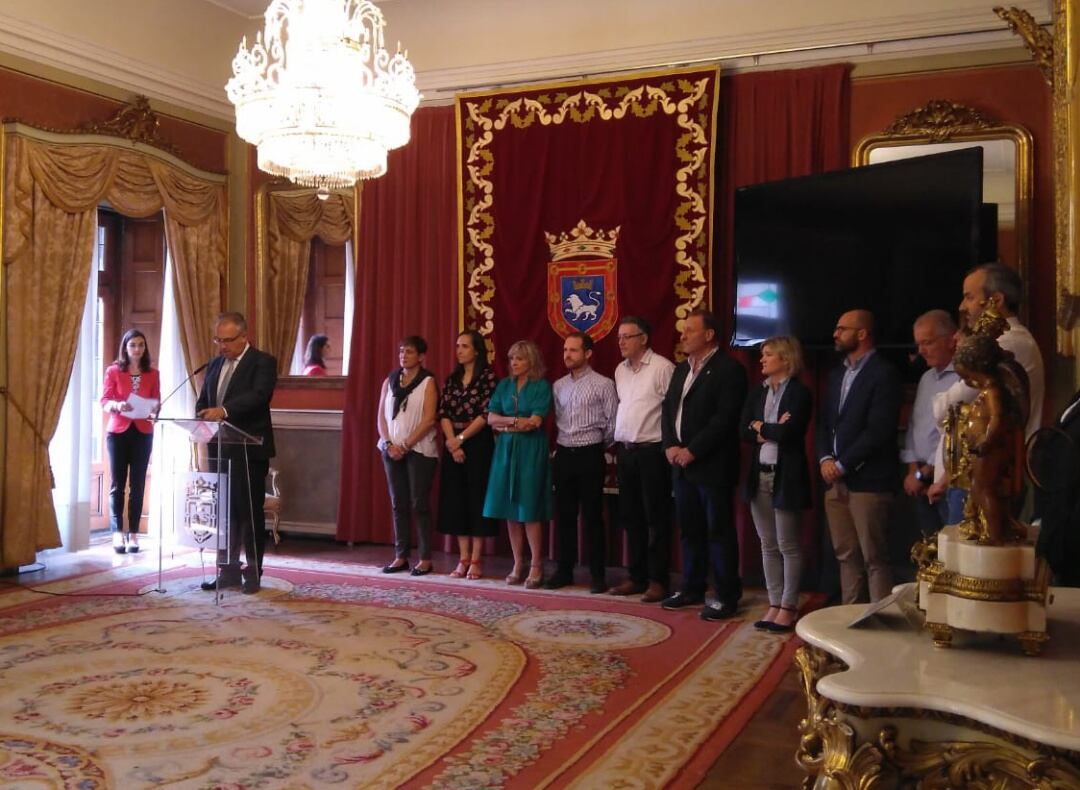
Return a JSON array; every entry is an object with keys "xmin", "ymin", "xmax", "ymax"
[{"xmin": 437, "ymin": 330, "xmax": 498, "ymax": 579}]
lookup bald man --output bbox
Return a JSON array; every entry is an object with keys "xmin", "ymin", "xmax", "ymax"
[{"xmin": 816, "ymin": 309, "xmax": 903, "ymax": 604}]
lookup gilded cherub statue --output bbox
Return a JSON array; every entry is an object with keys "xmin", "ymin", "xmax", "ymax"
[{"xmin": 943, "ymin": 304, "xmax": 1030, "ymax": 545}]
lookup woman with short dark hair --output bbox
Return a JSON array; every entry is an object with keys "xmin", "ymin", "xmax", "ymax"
[
  {"xmin": 377, "ymin": 335, "xmax": 438, "ymax": 575},
  {"xmin": 100, "ymin": 329, "xmax": 161, "ymax": 553}
]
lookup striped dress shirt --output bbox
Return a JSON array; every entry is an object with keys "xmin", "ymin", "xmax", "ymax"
[{"xmin": 553, "ymin": 366, "xmax": 618, "ymax": 447}]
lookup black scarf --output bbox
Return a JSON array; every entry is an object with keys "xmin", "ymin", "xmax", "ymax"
[{"xmin": 390, "ymin": 367, "xmax": 432, "ymax": 418}]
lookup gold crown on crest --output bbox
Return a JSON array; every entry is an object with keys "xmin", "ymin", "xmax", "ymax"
[{"xmin": 545, "ymin": 219, "xmax": 620, "ymax": 261}]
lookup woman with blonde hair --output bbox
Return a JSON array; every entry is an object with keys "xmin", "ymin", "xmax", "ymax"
[
  {"xmin": 483, "ymin": 340, "xmax": 553, "ymax": 588},
  {"xmin": 739, "ymin": 335, "xmax": 812, "ymax": 632}
]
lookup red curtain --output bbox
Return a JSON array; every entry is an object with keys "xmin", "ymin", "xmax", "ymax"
[
  {"xmin": 714, "ymin": 64, "xmax": 852, "ymax": 578},
  {"xmin": 337, "ymin": 107, "xmax": 458, "ymax": 544}
]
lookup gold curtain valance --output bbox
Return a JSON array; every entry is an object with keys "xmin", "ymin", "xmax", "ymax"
[
  {"xmin": 269, "ymin": 190, "xmax": 354, "ymax": 245},
  {"xmin": 3, "ymin": 135, "xmax": 226, "ymax": 265}
]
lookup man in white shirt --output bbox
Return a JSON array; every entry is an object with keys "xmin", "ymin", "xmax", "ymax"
[
  {"xmin": 928, "ymin": 263, "xmax": 1045, "ymax": 521},
  {"xmin": 609, "ymin": 316, "xmax": 676, "ymax": 602},
  {"xmin": 902, "ymin": 310, "xmax": 959, "ymax": 536},
  {"xmin": 548, "ymin": 332, "xmax": 618, "ymax": 592}
]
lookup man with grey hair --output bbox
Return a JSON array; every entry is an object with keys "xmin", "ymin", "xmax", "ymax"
[
  {"xmin": 196, "ymin": 311, "xmax": 278, "ymax": 594},
  {"xmin": 902, "ymin": 309, "xmax": 959, "ymax": 535},
  {"xmin": 927, "ymin": 263, "xmax": 1044, "ymax": 522}
]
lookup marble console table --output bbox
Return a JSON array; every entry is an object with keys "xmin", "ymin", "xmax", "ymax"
[{"xmin": 794, "ymin": 587, "xmax": 1080, "ymax": 788}]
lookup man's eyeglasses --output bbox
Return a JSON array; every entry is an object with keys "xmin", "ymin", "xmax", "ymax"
[
  {"xmin": 212, "ymin": 333, "xmax": 243, "ymax": 345},
  {"xmin": 617, "ymin": 332, "xmax": 644, "ymax": 342}
]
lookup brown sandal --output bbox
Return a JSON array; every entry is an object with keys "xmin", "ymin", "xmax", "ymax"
[
  {"xmin": 449, "ymin": 560, "xmax": 470, "ymax": 578},
  {"xmin": 467, "ymin": 560, "xmax": 483, "ymax": 580}
]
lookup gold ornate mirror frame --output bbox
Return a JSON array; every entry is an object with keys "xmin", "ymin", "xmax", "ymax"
[
  {"xmin": 254, "ymin": 182, "xmax": 359, "ymax": 388},
  {"xmin": 852, "ymin": 101, "xmax": 1034, "ymax": 316}
]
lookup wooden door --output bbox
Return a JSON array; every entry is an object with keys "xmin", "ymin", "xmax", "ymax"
[{"xmin": 90, "ymin": 212, "xmax": 165, "ymax": 535}]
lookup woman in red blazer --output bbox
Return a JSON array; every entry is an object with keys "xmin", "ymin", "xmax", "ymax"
[{"xmin": 100, "ymin": 329, "xmax": 161, "ymax": 553}]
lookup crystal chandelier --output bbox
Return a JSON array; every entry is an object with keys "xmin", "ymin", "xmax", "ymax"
[{"xmin": 226, "ymin": 0, "xmax": 421, "ymax": 189}]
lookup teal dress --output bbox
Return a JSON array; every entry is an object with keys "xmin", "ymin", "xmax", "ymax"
[{"xmin": 482, "ymin": 377, "xmax": 553, "ymax": 522}]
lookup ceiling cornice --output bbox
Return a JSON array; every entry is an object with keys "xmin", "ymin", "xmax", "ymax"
[
  {"xmin": 0, "ymin": 10, "xmax": 233, "ymax": 119},
  {"xmin": 0, "ymin": 1, "xmax": 1052, "ymax": 117}
]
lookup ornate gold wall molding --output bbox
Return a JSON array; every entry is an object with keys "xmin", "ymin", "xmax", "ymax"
[
  {"xmin": 994, "ymin": 6, "xmax": 1055, "ymax": 85},
  {"xmin": 2, "ymin": 95, "xmax": 213, "ymax": 173},
  {"xmin": 1052, "ymin": 0, "xmax": 1080, "ymax": 361}
]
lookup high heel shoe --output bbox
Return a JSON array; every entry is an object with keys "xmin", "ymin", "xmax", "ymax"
[
  {"xmin": 112, "ymin": 532, "xmax": 127, "ymax": 554},
  {"xmin": 126, "ymin": 532, "xmax": 139, "ymax": 553},
  {"xmin": 466, "ymin": 560, "xmax": 483, "ymax": 580},
  {"xmin": 524, "ymin": 563, "xmax": 544, "ymax": 590},
  {"xmin": 449, "ymin": 560, "xmax": 470, "ymax": 578},
  {"xmin": 505, "ymin": 565, "xmax": 525, "ymax": 585}
]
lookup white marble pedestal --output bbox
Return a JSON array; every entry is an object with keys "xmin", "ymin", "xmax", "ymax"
[
  {"xmin": 794, "ymin": 588, "xmax": 1080, "ymax": 788},
  {"xmin": 918, "ymin": 524, "xmax": 1051, "ymax": 655}
]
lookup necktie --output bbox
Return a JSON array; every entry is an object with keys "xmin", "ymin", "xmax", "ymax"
[{"xmin": 216, "ymin": 360, "xmax": 235, "ymax": 406}]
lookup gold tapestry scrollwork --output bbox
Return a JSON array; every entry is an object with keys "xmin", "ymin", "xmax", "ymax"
[{"xmin": 457, "ymin": 68, "xmax": 717, "ymax": 341}]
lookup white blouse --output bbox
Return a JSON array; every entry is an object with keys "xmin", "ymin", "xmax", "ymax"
[{"xmin": 379, "ymin": 376, "xmax": 437, "ymax": 458}]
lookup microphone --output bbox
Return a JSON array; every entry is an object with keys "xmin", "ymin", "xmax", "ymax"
[{"xmin": 156, "ymin": 362, "xmax": 209, "ymax": 417}]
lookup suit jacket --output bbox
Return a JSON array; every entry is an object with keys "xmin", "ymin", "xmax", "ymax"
[
  {"xmin": 1035, "ymin": 390, "xmax": 1080, "ymax": 583},
  {"xmin": 815, "ymin": 351, "xmax": 902, "ymax": 493},
  {"xmin": 661, "ymin": 349, "xmax": 748, "ymax": 487},
  {"xmin": 196, "ymin": 346, "xmax": 277, "ymax": 460},
  {"xmin": 740, "ymin": 377, "xmax": 812, "ymax": 511}
]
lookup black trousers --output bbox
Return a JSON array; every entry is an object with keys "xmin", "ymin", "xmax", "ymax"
[
  {"xmin": 209, "ymin": 452, "xmax": 269, "ymax": 582},
  {"xmin": 553, "ymin": 443, "xmax": 607, "ymax": 581},
  {"xmin": 673, "ymin": 476, "xmax": 742, "ymax": 606},
  {"xmin": 616, "ymin": 443, "xmax": 672, "ymax": 587},
  {"xmin": 106, "ymin": 424, "xmax": 153, "ymax": 533}
]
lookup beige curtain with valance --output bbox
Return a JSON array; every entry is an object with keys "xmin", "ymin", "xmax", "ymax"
[
  {"xmin": 264, "ymin": 191, "xmax": 353, "ymax": 375},
  {"xmin": 1, "ymin": 133, "xmax": 227, "ymax": 567}
]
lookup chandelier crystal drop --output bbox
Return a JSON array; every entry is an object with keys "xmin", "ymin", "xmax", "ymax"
[{"xmin": 226, "ymin": 0, "xmax": 421, "ymax": 188}]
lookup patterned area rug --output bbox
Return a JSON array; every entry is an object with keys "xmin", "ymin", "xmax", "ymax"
[{"xmin": 0, "ymin": 558, "xmax": 807, "ymax": 789}]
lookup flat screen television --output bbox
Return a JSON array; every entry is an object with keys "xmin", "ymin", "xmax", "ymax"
[{"xmin": 732, "ymin": 147, "xmax": 985, "ymax": 349}]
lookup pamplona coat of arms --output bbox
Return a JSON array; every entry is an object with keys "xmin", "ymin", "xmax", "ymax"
[{"xmin": 545, "ymin": 220, "xmax": 620, "ymax": 340}]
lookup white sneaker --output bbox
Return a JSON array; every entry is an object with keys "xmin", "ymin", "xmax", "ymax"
[{"xmin": 112, "ymin": 533, "xmax": 126, "ymax": 554}]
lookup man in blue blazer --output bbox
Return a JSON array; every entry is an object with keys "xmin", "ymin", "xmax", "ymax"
[
  {"xmin": 660, "ymin": 309, "xmax": 748, "ymax": 619},
  {"xmin": 196, "ymin": 311, "xmax": 278, "ymax": 594},
  {"xmin": 816, "ymin": 309, "xmax": 902, "ymax": 604}
]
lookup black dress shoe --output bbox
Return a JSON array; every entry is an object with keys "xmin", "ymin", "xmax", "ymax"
[
  {"xmin": 589, "ymin": 578, "xmax": 607, "ymax": 594},
  {"xmin": 660, "ymin": 591, "xmax": 704, "ymax": 610},
  {"xmin": 410, "ymin": 564, "xmax": 433, "ymax": 577},
  {"xmin": 382, "ymin": 561, "xmax": 410, "ymax": 574},
  {"xmin": 700, "ymin": 601, "xmax": 739, "ymax": 621},
  {"xmin": 241, "ymin": 580, "xmax": 261, "ymax": 594},
  {"xmin": 544, "ymin": 572, "xmax": 574, "ymax": 590}
]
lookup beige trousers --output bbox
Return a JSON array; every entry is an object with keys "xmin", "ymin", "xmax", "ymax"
[{"xmin": 824, "ymin": 482, "xmax": 893, "ymax": 604}]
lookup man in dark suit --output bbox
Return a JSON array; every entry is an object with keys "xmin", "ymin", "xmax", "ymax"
[
  {"xmin": 816, "ymin": 309, "xmax": 902, "ymax": 604},
  {"xmin": 196, "ymin": 311, "xmax": 277, "ymax": 594},
  {"xmin": 1035, "ymin": 390, "xmax": 1080, "ymax": 586},
  {"xmin": 660, "ymin": 308, "xmax": 748, "ymax": 620}
]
